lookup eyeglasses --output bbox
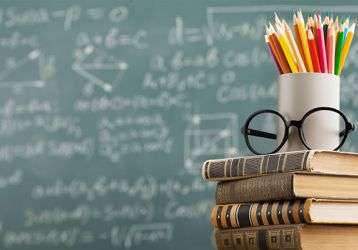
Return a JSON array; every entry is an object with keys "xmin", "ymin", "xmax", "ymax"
[{"xmin": 241, "ymin": 107, "xmax": 355, "ymax": 155}]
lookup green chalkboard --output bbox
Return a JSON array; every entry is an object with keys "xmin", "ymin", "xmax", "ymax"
[{"xmin": 0, "ymin": 0, "xmax": 358, "ymax": 249}]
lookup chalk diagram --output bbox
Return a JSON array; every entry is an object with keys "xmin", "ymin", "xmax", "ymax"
[
  {"xmin": 184, "ymin": 113, "xmax": 239, "ymax": 173},
  {"xmin": 72, "ymin": 45, "xmax": 128, "ymax": 95},
  {"xmin": 0, "ymin": 50, "xmax": 54, "ymax": 92}
]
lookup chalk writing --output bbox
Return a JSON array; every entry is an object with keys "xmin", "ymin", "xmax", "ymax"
[
  {"xmin": 0, "ymin": 99, "xmax": 56, "ymax": 117},
  {"xmin": 24, "ymin": 203, "xmax": 154, "ymax": 227},
  {"xmin": 164, "ymin": 199, "xmax": 212, "ymax": 220},
  {"xmin": 0, "ymin": 138, "xmax": 94, "ymax": 162},
  {"xmin": 0, "ymin": 170, "xmax": 22, "ymax": 189},
  {"xmin": 0, "ymin": 32, "xmax": 38, "ymax": 48},
  {"xmin": 3, "ymin": 228, "xmax": 79, "ymax": 248},
  {"xmin": 0, "ymin": 115, "xmax": 82, "ymax": 138},
  {"xmin": 74, "ymin": 92, "xmax": 189, "ymax": 112},
  {"xmin": 31, "ymin": 176, "xmax": 212, "ymax": 201},
  {"xmin": 124, "ymin": 223, "xmax": 173, "ymax": 249},
  {"xmin": 216, "ymin": 81, "xmax": 276, "ymax": 104},
  {"xmin": 0, "ymin": 2, "xmax": 356, "ymax": 250}
]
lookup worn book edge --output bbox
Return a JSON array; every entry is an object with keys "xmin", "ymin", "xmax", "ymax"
[{"xmin": 202, "ymin": 150, "xmax": 318, "ymax": 181}]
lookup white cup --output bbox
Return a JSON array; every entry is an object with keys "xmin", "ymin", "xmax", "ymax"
[{"xmin": 277, "ymin": 73, "xmax": 340, "ymax": 152}]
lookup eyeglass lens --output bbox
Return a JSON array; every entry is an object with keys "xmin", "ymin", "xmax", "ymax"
[
  {"xmin": 246, "ymin": 112, "xmax": 286, "ymax": 154},
  {"xmin": 301, "ymin": 109, "xmax": 345, "ymax": 150}
]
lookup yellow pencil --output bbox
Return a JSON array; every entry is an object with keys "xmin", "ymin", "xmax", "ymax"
[
  {"xmin": 297, "ymin": 11, "xmax": 314, "ymax": 72},
  {"xmin": 339, "ymin": 23, "xmax": 356, "ymax": 74},
  {"xmin": 283, "ymin": 20, "xmax": 306, "ymax": 72},
  {"xmin": 275, "ymin": 22, "xmax": 298, "ymax": 66},
  {"xmin": 274, "ymin": 24, "xmax": 299, "ymax": 73}
]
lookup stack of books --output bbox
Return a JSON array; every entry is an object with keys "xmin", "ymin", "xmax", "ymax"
[{"xmin": 202, "ymin": 150, "xmax": 358, "ymax": 250}]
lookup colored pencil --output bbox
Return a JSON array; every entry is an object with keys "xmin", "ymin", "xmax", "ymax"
[
  {"xmin": 316, "ymin": 15, "xmax": 328, "ymax": 72},
  {"xmin": 335, "ymin": 28, "xmax": 344, "ymax": 75},
  {"xmin": 331, "ymin": 24, "xmax": 336, "ymax": 74},
  {"xmin": 339, "ymin": 23, "xmax": 356, "ymax": 74},
  {"xmin": 334, "ymin": 17, "xmax": 340, "ymax": 36},
  {"xmin": 283, "ymin": 20, "xmax": 306, "ymax": 72},
  {"xmin": 275, "ymin": 24, "xmax": 299, "ymax": 73},
  {"xmin": 343, "ymin": 18, "xmax": 350, "ymax": 39},
  {"xmin": 313, "ymin": 15, "xmax": 318, "ymax": 35},
  {"xmin": 265, "ymin": 35, "xmax": 283, "ymax": 73},
  {"xmin": 265, "ymin": 12, "xmax": 355, "ymax": 76},
  {"xmin": 267, "ymin": 24, "xmax": 291, "ymax": 73},
  {"xmin": 296, "ymin": 11, "xmax": 314, "ymax": 72},
  {"xmin": 293, "ymin": 14, "xmax": 305, "ymax": 68},
  {"xmin": 323, "ymin": 16, "xmax": 330, "ymax": 43},
  {"xmin": 307, "ymin": 29, "xmax": 321, "ymax": 72},
  {"xmin": 326, "ymin": 24, "xmax": 335, "ymax": 74}
]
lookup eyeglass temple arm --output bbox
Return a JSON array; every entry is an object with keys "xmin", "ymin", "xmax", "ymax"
[
  {"xmin": 242, "ymin": 128, "xmax": 277, "ymax": 139},
  {"xmin": 339, "ymin": 123, "xmax": 355, "ymax": 137}
]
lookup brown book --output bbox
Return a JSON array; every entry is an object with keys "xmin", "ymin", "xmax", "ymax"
[
  {"xmin": 211, "ymin": 199, "xmax": 358, "ymax": 229},
  {"xmin": 216, "ymin": 172, "xmax": 358, "ymax": 204},
  {"xmin": 215, "ymin": 224, "xmax": 358, "ymax": 250},
  {"xmin": 202, "ymin": 150, "xmax": 358, "ymax": 181}
]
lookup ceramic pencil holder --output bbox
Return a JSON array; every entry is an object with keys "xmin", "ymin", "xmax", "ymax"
[{"xmin": 277, "ymin": 73, "xmax": 340, "ymax": 152}]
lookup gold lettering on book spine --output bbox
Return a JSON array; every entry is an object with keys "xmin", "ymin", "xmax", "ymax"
[
  {"xmin": 268, "ymin": 229, "xmax": 281, "ymax": 249},
  {"xmin": 282, "ymin": 228, "xmax": 296, "ymax": 248},
  {"xmin": 245, "ymin": 231, "xmax": 258, "ymax": 248}
]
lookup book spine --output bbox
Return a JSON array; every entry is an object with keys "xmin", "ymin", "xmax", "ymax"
[
  {"xmin": 215, "ymin": 225, "xmax": 302, "ymax": 250},
  {"xmin": 216, "ymin": 173, "xmax": 295, "ymax": 204},
  {"xmin": 202, "ymin": 150, "xmax": 312, "ymax": 181},
  {"xmin": 211, "ymin": 200, "xmax": 310, "ymax": 229}
]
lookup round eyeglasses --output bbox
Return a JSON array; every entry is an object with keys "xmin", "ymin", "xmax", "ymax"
[{"xmin": 241, "ymin": 107, "xmax": 355, "ymax": 155}]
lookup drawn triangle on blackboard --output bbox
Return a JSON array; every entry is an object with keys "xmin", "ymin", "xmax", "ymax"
[
  {"xmin": 0, "ymin": 50, "xmax": 45, "ymax": 88},
  {"xmin": 73, "ymin": 46, "xmax": 128, "ymax": 92}
]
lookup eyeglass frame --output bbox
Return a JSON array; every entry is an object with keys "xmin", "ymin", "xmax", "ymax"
[{"xmin": 241, "ymin": 106, "xmax": 355, "ymax": 155}]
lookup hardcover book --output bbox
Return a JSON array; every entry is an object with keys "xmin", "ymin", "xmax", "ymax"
[
  {"xmin": 215, "ymin": 224, "xmax": 358, "ymax": 250},
  {"xmin": 202, "ymin": 150, "xmax": 358, "ymax": 181},
  {"xmin": 211, "ymin": 199, "xmax": 358, "ymax": 229},
  {"xmin": 215, "ymin": 172, "xmax": 358, "ymax": 204}
]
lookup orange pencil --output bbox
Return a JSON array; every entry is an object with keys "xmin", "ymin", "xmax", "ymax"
[
  {"xmin": 297, "ymin": 11, "xmax": 314, "ymax": 72},
  {"xmin": 267, "ymin": 24, "xmax": 291, "ymax": 73},
  {"xmin": 265, "ymin": 35, "xmax": 283, "ymax": 73},
  {"xmin": 293, "ymin": 13, "xmax": 305, "ymax": 62},
  {"xmin": 307, "ymin": 29, "xmax": 321, "ymax": 72}
]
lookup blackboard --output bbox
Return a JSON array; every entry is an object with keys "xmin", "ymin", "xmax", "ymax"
[{"xmin": 0, "ymin": 0, "xmax": 358, "ymax": 249}]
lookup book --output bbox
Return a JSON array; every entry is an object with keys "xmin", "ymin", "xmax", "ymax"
[
  {"xmin": 215, "ymin": 224, "xmax": 358, "ymax": 250},
  {"xmin": 211, "ymin": 199, "xmax": 358, "ymax": 229},
  {"xmin": 216, "ymin": 172, "xmax": 358, "ymax": 204},
  {"xmin": 202, "ymin": 150, "xmax": 358, "ymax": 181}
]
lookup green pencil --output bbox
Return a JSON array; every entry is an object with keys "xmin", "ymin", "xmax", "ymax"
[{"xmin": 335, "ymin": 29, "xmax": 344, "ymax": 75}]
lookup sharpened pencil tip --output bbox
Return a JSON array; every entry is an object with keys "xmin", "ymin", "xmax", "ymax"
[{"xmin": 350, "ymin": 22, "xmax": 356, "ymax": 32}]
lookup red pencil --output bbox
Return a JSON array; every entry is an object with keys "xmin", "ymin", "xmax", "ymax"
[
  {"xmin": 316, "ymin": 15, "xmax": 328, "ymax": 72},
  {"xmin": 307, "ymin": 29, "xmax": 321, "ymax": 72}
]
